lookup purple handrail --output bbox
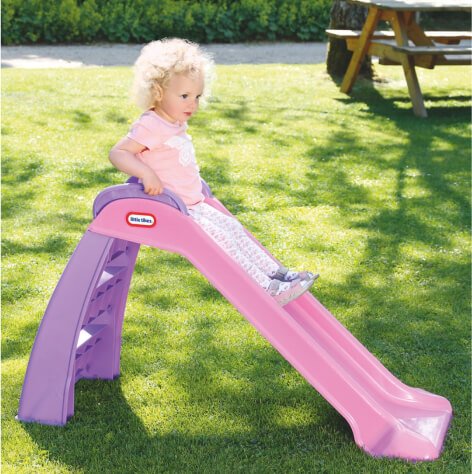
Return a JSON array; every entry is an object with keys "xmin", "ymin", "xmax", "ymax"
[{"xmin": 93, "ymin": 179, "xmax": 214, "ymax": 218}]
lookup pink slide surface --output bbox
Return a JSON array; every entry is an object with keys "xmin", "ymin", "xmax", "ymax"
[{"xmin": 89, "ymin": 194, "xmax": 452, "ymax": 461}]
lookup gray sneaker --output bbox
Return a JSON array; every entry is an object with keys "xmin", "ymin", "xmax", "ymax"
[
  {"xmin": 272, "ymin": 266, "xmax": 319, "ymax": 286},
  {"xmin": 267, "ymin": 278, "xmax": 314, "ymax": 306}
]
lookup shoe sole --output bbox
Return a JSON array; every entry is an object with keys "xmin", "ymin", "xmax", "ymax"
[{"xmin": 277, "ymin": 278, "xmax": 315, "ymax": 306}]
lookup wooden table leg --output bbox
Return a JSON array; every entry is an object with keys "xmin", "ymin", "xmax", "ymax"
[
  {"xmin": 403, "ymin": 13, "xmax": 436, "ymax": 69},
  {"xmin": 388, "ymin": 11, "xmax": 428, "ymax": 117},
  {"xmin": 340, "ymin": 7, "xmax": 381, "ymax": 94},
  {"xmin": 402, "ymin": 56, "xmax": 428, "ymax": 117}
]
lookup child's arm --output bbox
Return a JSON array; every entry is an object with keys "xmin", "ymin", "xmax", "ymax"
[{"xmin": 109, "ymin": 137, "xmax": 163, "ymax": 195}]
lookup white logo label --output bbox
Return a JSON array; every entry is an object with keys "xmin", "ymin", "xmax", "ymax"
[{"xmin": 126, "ymin": 212, "xmax": 156, "ymax": 228}]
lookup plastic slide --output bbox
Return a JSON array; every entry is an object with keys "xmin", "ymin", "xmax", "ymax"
[{"xmin": 17, "ymin": 182, "xmax": 452, "ymax": 461}]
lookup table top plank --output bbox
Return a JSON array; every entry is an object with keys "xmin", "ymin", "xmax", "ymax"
[
  {"xmin": 326, "ymin": 29, "xmax": 472, "ymax": 39},
  {"xmin": 348, "ymin": 0, "xmax": 472, "ymax": 11},
  {"xmin": 372, "ymin": 40, "xmax": 472, "ymax": 54}
]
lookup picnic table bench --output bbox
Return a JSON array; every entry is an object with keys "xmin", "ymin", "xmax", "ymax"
[{"xmin": 327, "ymin": 0, "xmax": 472, "ymax": 117}]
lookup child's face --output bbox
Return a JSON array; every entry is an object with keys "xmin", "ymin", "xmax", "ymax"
[{"xmin": 155, "ymin": 73, "xmax": 204, "ymax": 124}]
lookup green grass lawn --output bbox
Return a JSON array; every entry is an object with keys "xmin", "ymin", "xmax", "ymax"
[{"xmin": 2, "ymin": 62, "xmax": 470, "ymax": 473}]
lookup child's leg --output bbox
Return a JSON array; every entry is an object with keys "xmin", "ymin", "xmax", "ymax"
[
  {"xmin": 189, "ymin": 203, "xmax": 315, "ymax": 306},
  {"xmin": 204, "ymin": 209, "xmax": 318, "ymax": 283},
  {"xmin": 188, "ymin": 206, "xmax": 273, "ymax": 289},
  {"xmin": 189, "ymin": 203, "xmax": 280, "ymax": 276}
]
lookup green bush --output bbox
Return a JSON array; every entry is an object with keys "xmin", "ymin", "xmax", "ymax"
[
  {"xmin": 43, "ymin": 0, "xmax": 80, "ymax": 42},
  {"xmin": 1, "ymin": 0, "xmax": 332, "ymax": 45},
  {"xmin": 79, "ymin": 0, "xmax": 103, "ymax": 42}
]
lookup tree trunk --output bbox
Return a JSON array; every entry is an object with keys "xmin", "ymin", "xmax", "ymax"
[{"xmin": 326, "ymin": 0, "xmax": 373, "ymax": 79}]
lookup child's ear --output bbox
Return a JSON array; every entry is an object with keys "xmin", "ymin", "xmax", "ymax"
[{"xmin": 152, "ymin": 83, "xmax": 164, "ymax": 103}]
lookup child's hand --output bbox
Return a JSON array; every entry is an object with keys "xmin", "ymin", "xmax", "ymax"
[{"xmin": 142, "ymin": 171, "xmax": 163, "ymax": 196}]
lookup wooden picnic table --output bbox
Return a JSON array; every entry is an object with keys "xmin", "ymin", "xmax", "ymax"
[{"xmin": 329, "ymin": 0, "xmax": 472, "ymax": 117}]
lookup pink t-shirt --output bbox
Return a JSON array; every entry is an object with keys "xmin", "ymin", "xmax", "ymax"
[{"xmin": 127, "ymin": 110, "xmax": 204, "ymax": 207}]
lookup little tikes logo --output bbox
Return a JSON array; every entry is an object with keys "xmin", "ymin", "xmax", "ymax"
[{"xmin": 126, "ymin": 212, "xmax": 157, "ymax": 228}]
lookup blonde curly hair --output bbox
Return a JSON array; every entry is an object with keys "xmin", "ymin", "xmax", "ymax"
[{"xmin": 131, "ymin": 38, "xmax": 215, "ymax": 110}]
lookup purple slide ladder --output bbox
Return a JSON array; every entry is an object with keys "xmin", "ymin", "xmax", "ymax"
[
  {"xmin": 17, "ymin": 234, "xmax": 139, "ymax": 425},
  {"xmin": 17, "ymin": 182, "xmax": 195, "ymax": 425}
]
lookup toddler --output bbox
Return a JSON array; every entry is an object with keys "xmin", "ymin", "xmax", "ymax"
[{"xmin": 109, "ymin": 38, "xmax": 318, "ymax": 306}]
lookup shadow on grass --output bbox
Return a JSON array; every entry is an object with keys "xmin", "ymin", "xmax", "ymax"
[
  {"xmin": 64, "ymin": 165, "xmax": 120, "ymax": 189},
  {"xmin": 335, "ymin": 77, "xmax": 472, "ymax": 122},
  {"xmin": 2, "ymin": 235, "xmax": 71, "ymax": 261},
  {"xmin": 1, "ymin": 319, "xmax": 40, "ymax": 361},
  {"xmin": 105, "ymin": 110, "xmax": 128, "ymax": 125},
  {"xmin": 72, "ymin": 110, "xmax": 93, "ymax": 126},
  {"xmin": 2, "ymin": 156, "xmax": 45, "ymax": 184},
  {"xmin": 1, "ymin": 155, "xmax": 44, "ymax": 218},
  {"xmin": 20, "ymin": 373, "xmax": 349, "ymax": 473}
]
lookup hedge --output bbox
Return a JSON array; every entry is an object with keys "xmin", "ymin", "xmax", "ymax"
[{"xmin": 1, "ymin": 0, "xmax": 332, "ymax": 45}]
